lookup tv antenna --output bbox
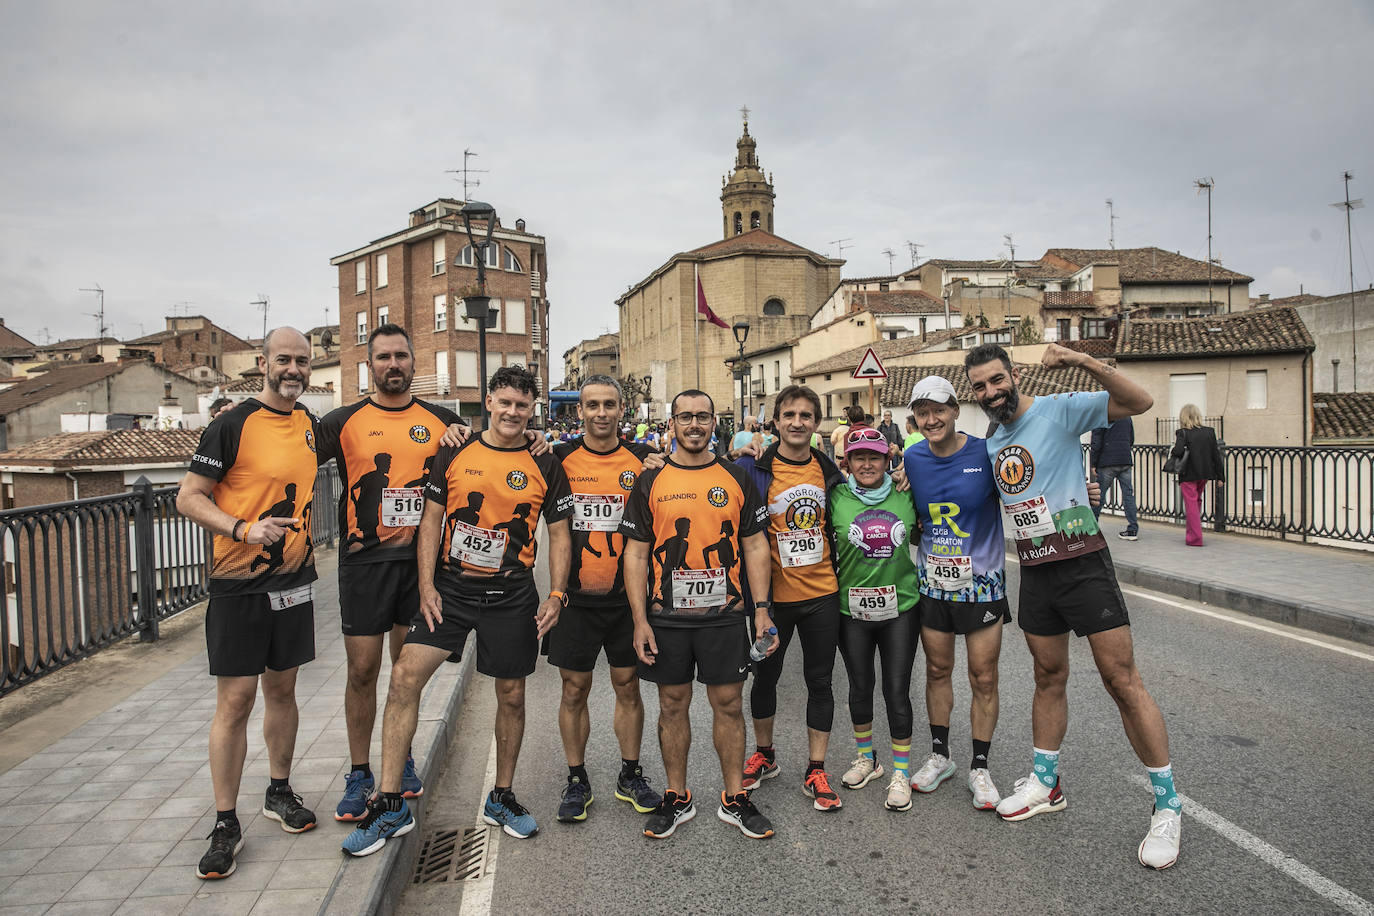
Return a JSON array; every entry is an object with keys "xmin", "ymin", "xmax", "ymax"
[
  {"xmin": 881, "ymin": 248, "xmax": 896, "ymax": 274},
  {"xmin": 446, "ymin": 148, "xmax": 489, "ymax": 201},
  {"xmin": 1106, "ymin": 198, "xmax": 1118, "ymax": 249},
  {"xmin": 79, "ymin": 284, "xmax": 106, "ymax": 341},
  {"xmin": 830, "ymin": 238, "xmax": 853, "ymax": 260},
  {"xmin": 250, "ymin": 295, "xmax": 270, "ymax": 341},
  {"xmin": 1331, "ymin": 170, "xmax": 1364, "ymax": 391},
  {"xmin": 906, "ymin": 241, "xmax": 923, "ymax": 269},
  {"xmin": 1194, "ymin": 177, "xmax": 1215, "ymax": 306}
]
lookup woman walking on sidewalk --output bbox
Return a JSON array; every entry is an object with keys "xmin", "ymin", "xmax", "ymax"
[{"xmin": 1171, "ymin": 404, "xmax": 1225, "ymax": 547}]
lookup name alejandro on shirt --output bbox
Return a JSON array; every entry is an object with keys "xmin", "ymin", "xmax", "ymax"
[{"xmin": 656, "ymin": 492, "xmax": 697, "ymax": 503}]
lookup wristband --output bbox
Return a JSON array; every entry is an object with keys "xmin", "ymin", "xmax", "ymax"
[
  {"xmin": 232, "ymin": 519, "xmax": 246, "ymax": 542},
  {"xmin": 548, "ymin": 590, "xmax": 569, "ymax": 608}
]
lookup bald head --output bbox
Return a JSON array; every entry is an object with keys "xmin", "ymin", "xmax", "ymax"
[
  {"xmin": 259, "ymin": 327, "xmax": 312, "ymax": 404},
  {"xmin": 263, "ymin": 326, "xmax": 309, "ymax": 359}
]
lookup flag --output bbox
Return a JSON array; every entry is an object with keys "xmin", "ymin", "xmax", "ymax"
[{"xmin": 696, "ymin": 275, "xmax": 729, "ymax": 329}]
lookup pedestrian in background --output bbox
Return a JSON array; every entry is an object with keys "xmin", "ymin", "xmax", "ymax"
[
  {"xmin": 1171, "ymin": 404, "xmax": 1225, "ymax": 547},
  {"xmin": 1090, "ymin": 417, "xmax": 1139, "ymax": 541}
]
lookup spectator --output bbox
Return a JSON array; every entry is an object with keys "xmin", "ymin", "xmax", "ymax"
[
  {"xmin": 877, "ymin": 410, "xmax": 902, "ymax": 450},
  {"xmin": 1090, "ymin": 417, "xmax": 1139, "ymax": 541},
  {"xmin": 209, "ymin": 397, "xmax": 235, "ymax": 420},
  {"xmin": 1171, "ymin": 405, "xmax": 1225, "ymax": 547},
  {"xmin": 902, "ymin": 415, "xmax": 924, "ymax": 450}
]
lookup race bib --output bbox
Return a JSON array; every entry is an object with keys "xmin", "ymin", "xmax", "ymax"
[
  {"xmin": 847, "ymin": 585, "xmax": 898, "ymax": 621},
  {"xmin": 671, "ymin": 568, "xmax": 728, "ymax": 609},
  {"xmin": 572, "ymin": 493, "xmax": 624, "ymax": 532},
  {"xmin": 926, "ymin": 554, "xmax": 973, "ymax": 592},
  {"xmin": 381, "ymin": 488, "xmax": 425, "ymax": 528},
  {"xmin": 1002, "ymin": 496, "xmax": 1056, "ymax": 540},
  {"xmin": 450, "ymin": 520, "xmax": 508, "ymax": 569},
  {"xmin": 776, "ymin": 528, "xmax": 824, "ymax": 568},
  {"xmin": 267, "ymin": 583, "xmax": 313, "ymax": 610}
]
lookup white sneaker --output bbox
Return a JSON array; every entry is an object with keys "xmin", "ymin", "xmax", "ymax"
[
  {"xmin": 996, "ymin": 774, "xmax": 1067, "ymax": 821},
  {"xmin": 884, "ymin": 770, "xmax": 912, "ymax": 811},
  {"xmin": 841, "ymin": 754, "xmax": 884, "ymax": 790},
  {"xmin": 1138, "ymin": 808, "xmax": 1181, "ymax": 869},
  {"xmin": 968, "ymin": 768, "xmax": 1000, "ymax": 810},
  {"xmin": 909, "ymin": 753, "xmax": 955, "ymax": 793}
]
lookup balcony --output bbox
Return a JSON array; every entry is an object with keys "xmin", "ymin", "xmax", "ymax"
[
  {"xmin": 750, "ymin": 378, "xmax": 766, "ymax": 397},
  {"xmin": 410, "ymin": 374, "xmax": 452, "ymax": 397},
  {"xmin": 530, "ymin": 270, "xmax": 542, "ymax": 298},
  {"xmin": 1044, "ymin": 291, "xmax": 1094, "ymax": 308}
]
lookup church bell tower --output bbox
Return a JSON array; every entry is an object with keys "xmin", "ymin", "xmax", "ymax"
[{"xmin": 720, "ymin": 107, "xmax": 776, "ymax": 239}]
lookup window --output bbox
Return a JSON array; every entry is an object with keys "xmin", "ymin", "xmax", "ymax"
[
  {"xmin": 825, "ymin": 394, "xmax": 833, "ymax": 417},
  {"xmin": 1056, "ymin": 318, "xmax": 1071, "ymax": 341},
  {"xmin": 175, "ymin": 337, "xmax": 182, "ymax": 349},
  {"xmin": 762, "ymin": 298, "xmax": 785, "ymax": 316},
  {"xmin": 356, "ymin": 259, "xmax": 367, "ymax": 294},
  {"xmin": 455, "ymin": 350, "xmax": 479, "ymax": 387},
  {"xmin": 751, "ymin": 211, "xmax": 761, "ymax": 229},
  {"xmin": 434, "ymin": 295, "xmax": 447, "ymax": 331},
  {"xmin": 211, "ymin": 331, "xmax": 218, "ymax": 343},
  {"xmin": 377, "ymin": 253, "xmax": 388, "ymax": 288},
  {"xmin": 734, "ymin": 212, "xmax": 743, "ymax": 235},
  {"xmin": 1168, "ymin": 373, "xmax": 1207, "ymax": 419},
  {"xmin": 506, "ymin": 353, "xmax": 525, "ymax": 369},
  {"xmin": 357, "ymin": 361, "xmax": 368, "ymax": 393},
  {"xmin": 194, "ymin": 332, "xmax": 200, "ymax": 341},
  {"xmin": 356, "ymin": 311, "xmax": 368, "ymax": 345},
  {"xmin": 503, "ymin": 248, "xmax": 522, "ymax": 272},
  {"xmin": 505, "ymin": 299, "xmax": 525, "ymax": 334},
  {"xmin": 377, "ymin": 306, "xmax": 389, "ymax": 328},
  {"xmin": 1246, "ymin": 370, "xmax": 1267, "ymax": 410},
  {"xmin": 773, "ymin": 360, "xmax": 780, "ymax": 392},
  {"xmin": 456, "ymin": 245, "xmax": 475, "ymax": 267},
  {"xmin": 211, "ymin": 355, "xmax": 217, "ymax": 369},
  {"xmin": 436, "ymin": 350, "xmax": 449, "ymax": 391},
  {"xmin": 485, "ymin": 244, "xmax": 499, "ymax": 269},
  {"xmin": 433, "ymin": 237, "xmax": 446, "ymax": 275},
  {"xmin": 1082, "ymin": 318, "xmax": 1109, "ymax": 339}
]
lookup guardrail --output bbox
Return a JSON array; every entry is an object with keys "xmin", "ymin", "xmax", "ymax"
[{"xmin": 1, "ymin": 462, "xmax": 341, "ymax": 697}]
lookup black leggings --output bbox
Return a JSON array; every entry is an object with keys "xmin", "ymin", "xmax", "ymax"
[
  {"xmin": 837, "ymin": 609, "xmax": 920, "ymax": 740},
  {"xmin": 749, "ymin": 594, "xmax": 840, "ymax": 732}
]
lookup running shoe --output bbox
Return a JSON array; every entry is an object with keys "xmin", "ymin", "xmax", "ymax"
[
  {"xmin": 483, "ymin": 790, "xmax": 539, "ymax": 839},
  {"xmin": 196, "ymin": 818, "xmax": 243, "ymax": 879},
  {"xmin": 996, "ymin": 774, "xmax": 1067, "ymax": 821},
  {"xmin": 741, "ymin": 751, "xmax": 779, "ymax": 790},
  {"xmin": 615, "ymin": 766, "xmax": 662, "ymax": 814},
  {"xmin": 841, "ymin": 754, "xmax": 885, "ymax": 790},
  {"xmin": 885, "ymin": 771, "xmax": 912, "ymax": 811},
  {"xmin": 1138, "ymin": 808, "xmax": 1182, "ymax": 870},
  {"xmin": 910, "ymin": 752, "xmax": 956, "ymax": 793},
  {"xmin": 968, "ymin": 768, "xmax": 1001, "ymax": 811},
  {"xmin": 335, "ymin": 769, "xmax": 374, "ymax": 822},
  {"xmin": 341, "ymin": 799, "xmax": 415, "ymax": 857},
  {"xmin": 557, "ymin": 775, "xmax": 593, "ymax": 823},
  {"xmin": 401, "ymin": 754, "xmax": 424, "ymax": 799},
  {"xmin": 802, "ymin": 769, "xmax": 842, "ymax": 812},
  {"xmin": 717, "ymin": 791, "xmax": 774, "ymax": 839},
  {"xmin": 1118, "ymin": 531, "xmax": 1139, "ymax": 541},
  {"xmin": 262, "ymin": 785, "xmax": 317, "ymax": 833},
  {"xmin": 643, "ymin": 789, "xmax": 696, "ymax": 839}
]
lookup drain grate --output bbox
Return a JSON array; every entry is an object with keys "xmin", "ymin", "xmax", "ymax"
[{"xmin": 411, "ymin": 826, "xmax": 489, "ymax": 884}]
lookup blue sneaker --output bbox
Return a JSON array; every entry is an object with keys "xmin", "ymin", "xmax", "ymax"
[
  {"xmin": 341, "ymin": 799, "xmax": 415, "ymax": 857},
  {"xmin": 556, "ymin": 776, "xmax": 593, "ymax": 823},
  {"xmin": 483, "ymin": 790, "xmax": 538, "ymax": 839},
  {"xmin": 335, "ymin": 769, "xmax": 374, "ymax": 822},
  {"xmin": 402, "ymin": 754, "xmax": 424, "ymax": 799}
]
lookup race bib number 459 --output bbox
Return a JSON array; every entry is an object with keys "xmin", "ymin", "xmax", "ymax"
[{"xmin": 847, "ymin": 585, "xmax": 898, "ymax": 621}]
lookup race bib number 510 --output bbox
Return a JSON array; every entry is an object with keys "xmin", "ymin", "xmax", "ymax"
[{"xmin": 572, "ymin": 493, "xmax": 624, "ymax": 532}]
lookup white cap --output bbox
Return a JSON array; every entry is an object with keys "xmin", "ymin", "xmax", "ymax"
[{"xmin": 909, "ymin": 375, "xmax": 958, "ymax": 408}]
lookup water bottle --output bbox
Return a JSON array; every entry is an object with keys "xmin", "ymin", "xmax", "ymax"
[{"xmin": 749, "ymin": 626, "xmax": 777, "ymax": 662}]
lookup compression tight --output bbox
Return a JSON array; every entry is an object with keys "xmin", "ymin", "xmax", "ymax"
[
  {"xmin": 836, "ymin": 609, "xmax": 920, "ymax": 739},
  {"xmin": 749, "ymin": 594, "xmax": 840, "ymax": 732}
]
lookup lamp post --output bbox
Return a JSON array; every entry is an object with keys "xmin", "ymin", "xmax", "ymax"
[
  {"xmin": 732, "ymin": 319, "xmax": 751, "ymax": 438},
  {"xmin": 461, "ymin": 200, "xmax": 500, "ymax": 428}
]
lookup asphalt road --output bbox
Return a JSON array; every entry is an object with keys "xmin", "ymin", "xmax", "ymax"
[{"xmin": 395, "ymin": 560, "xmax": 1374, "ymax": 916}]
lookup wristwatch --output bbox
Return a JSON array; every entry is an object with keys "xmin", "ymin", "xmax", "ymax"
[{"xmin": 549, "ymin": 590, "xmax": 569, "ymax": 608}]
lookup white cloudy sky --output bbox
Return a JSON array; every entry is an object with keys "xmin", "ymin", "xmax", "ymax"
[{"xmin": 2, "ymin": 0, "xmax": 1371, "ymax": 357}]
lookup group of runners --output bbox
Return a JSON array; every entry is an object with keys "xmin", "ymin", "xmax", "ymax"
[{"xmin": 178, "ymin": 322, "xmax": 1182, "ymax": 882}]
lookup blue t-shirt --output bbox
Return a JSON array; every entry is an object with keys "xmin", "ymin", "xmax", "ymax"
[
  {"xmin": 985, "ymin": 391, "xmax": 1109, "ymax": 566},
  {"xmin": 903, "ymin": 435, "xmax": 1005, "ymax": 602}
]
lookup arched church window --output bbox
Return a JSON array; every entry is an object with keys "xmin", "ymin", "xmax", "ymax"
[
  {"xmin": 762, "ymin": 298, "xmax": 785, "ymax": 316},
  {"xmin": 750, "ymin": 211, "xmax": 761, "ymax": 229},
  {"xmin": 768, "ymin": 214, "xmax": 773, "ymax": 233},
  {"xmin": 733, "ymin": 212, "xmax": 743, "ymax": 235}
]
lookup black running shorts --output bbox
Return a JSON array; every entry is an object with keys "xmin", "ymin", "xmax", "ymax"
[
  {"xmin": 545, "ymin": 601, "xmax": 637, "ymax": 672},
  {"xmin": 405, "ymin": 573, "xmax": 539, "ymax": 679},
  {"xmin": 1017, "ymin": 548, "xmax": 1131, "ymax": 638},
  {"xmin": 339, "ymin": 560, "xmax": 420, "ymax": 637},
  {"xmin": 638, "ymin": 620, "xmax": 751, "ymax": 686},
  {"xmin": 206, "ymin": 591, "xmax": 315, "ymax": 677},
  {"xmin": 919, "ymin": 595, "xmax": 1011, "ymax": 635}
]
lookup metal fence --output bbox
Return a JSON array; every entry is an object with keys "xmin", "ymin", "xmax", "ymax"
[
  {"xmin": 1155, "ymin": 416, "xmax": 1224, "ymax": 444},
  {"xmin": 1092, "ymin": 444, "xmax": 1374, "ymax": 545},
  {"xmin": 1, "ymin": 462, "xmax": 341, "ymax": 697}
]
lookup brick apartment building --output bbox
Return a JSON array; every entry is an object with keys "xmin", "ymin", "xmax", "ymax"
[
  {"xmin": 329, "ymin": 200, "xmax": 551, "ymax": 420},
  {"xmin": 124, "ymin": 315, "xmax": 255, "ymax": 383}
]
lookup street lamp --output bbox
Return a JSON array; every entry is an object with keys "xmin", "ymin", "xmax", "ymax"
[
  {"xmin": 461, "ymin": 200, "xmax": 501, "ymax": 428},
  {"xmin": 732, "ymin": 319, "xmax": 750, "ymax": 436}
]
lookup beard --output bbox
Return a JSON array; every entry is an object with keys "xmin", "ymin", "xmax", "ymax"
[
  {"xmin": 267, "ymin": 370, "xmax": 304, "ymax": 397},
  {"xmin": 375, "ymin": 370, "xmax": 411, "ymax": 394},
  {"xmin": 982, "ymin": 387, "xmax": 1020, "ymax": 424}
]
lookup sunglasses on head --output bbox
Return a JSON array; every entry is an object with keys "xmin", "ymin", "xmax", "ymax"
[{"xmin": 847, "ymin": 428, "xmax": 885, "ymax": 444}]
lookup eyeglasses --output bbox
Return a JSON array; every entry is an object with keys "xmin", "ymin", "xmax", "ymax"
[
  {"xmin": 673, "ymin": 411, "xmax": 714, "ymax": 426},
  {"xmin": 846, "ymin": 427, "xmax": 885, "ymax": 444}
]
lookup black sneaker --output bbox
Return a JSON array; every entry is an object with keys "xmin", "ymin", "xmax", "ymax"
[
  {"xmin": 557, "ymin": 775, "xmax": 593, "ymax": 823},
  {"xmin": 1118, "ymin": 530, "xmax": 1139, "ymax": 541},
  {"xmin": 717, "ymin": 790, "xmax": 774, "ymax": 838},
  {"xmin": 615, "ymin": 766, "xmax": 662, "ymax": 814},
  {"xmin": 263, "ymin": 785, "xmax": 317, "ymax": 833},
  {"xmin": 643, "ymin": 789, "xmax": 696, "ymax": 839},
  {"xmin": 196, "ymin": 818, "xmax": 243, "ymax": 879}
]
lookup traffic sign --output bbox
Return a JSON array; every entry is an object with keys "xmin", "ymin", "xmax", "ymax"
[{"xmin": 852, "ymin": 347, "xmax": 887, "ymax": 379}]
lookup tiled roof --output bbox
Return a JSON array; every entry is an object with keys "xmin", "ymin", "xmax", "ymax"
[
  {"xmin": 901, "ymin": 259, "xmax": 1008, "ymax": 278},
  {"xmin": 0, "ymin": 324, "xmax": 36, "ymax": 351},
  {"xmin": 0, "ymin": 429, "xmax": 203, "ymax": 466},
  {"xmin": 0, "ymin": 362, "xmax": 126, "ymax": 417},
  {"xmin": 685, "ymin": 229, "xmax": 827, "ymax": 259},
  {"xmin": 1252, "ymin": 294, "xmax": 1325, "ymax": 308},
  {"xmin": 40, "ymin": 336, "xmax": 121, "ymax": 351},
  {"xmin": 879, "ymin": 363, "xmax": 1105, "ymax": 408},
  {"xmin": 1044, "ymin": 247, "xmax": 1253, "ymax": 283},
  {"xmin": 1312, "ymin": 392, "xmax": 1374, "ymax": 442},
  {"xmin": 1115, "ymin": 307, "xmax": 1313, "ymax": 360},
  {"xmin": 793, "ymin": 330, "xmax": 963, "ymax": 378},
  {"xmin": 125, "ymin": 329, "xmax": 177, "ymax": 345},
  {"xmin": 850, "ymin": 290, "xmax": 946, "ymax": 315}
]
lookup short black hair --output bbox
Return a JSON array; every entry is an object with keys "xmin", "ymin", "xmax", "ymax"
[
  {"xmin": 489, "ymin": 364, "xmax": 538, "ymax": 399},
  {"xmin": 963, "ymin": 343, "xmax": 1013, "ymax": 375},
  {"xmin": 671, "ymin": 388, "xmax": 714, "ymax": 416},
  {"xmin": 209, "ymin": 397, "xmax": 233, "ymax": 413},
  {"xmin": 367, "ymin": 323, "xmax": 413, "ymax": 360},
  {"xmin": 845, "ymin": 405, "xmax": 865, "ymax": 424},
  {"xmin": 773, "ymin": 385, "xmax": 821, "ymax": 421}
]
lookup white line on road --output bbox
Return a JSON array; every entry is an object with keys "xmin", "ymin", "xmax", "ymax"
[
  {"xmin": 1127, "ymin": 776, "xmax": 1374, "ymax": 915},
  {"xmin": 458, "ymin": 738, "xmax": 500, "ymax": 916}
]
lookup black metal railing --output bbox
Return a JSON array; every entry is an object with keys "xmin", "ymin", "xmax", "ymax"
[
  {"xmin": 1, "ymin": 462, "xmax": 341, "ymax": 697},
  {"xmin": 1155, "ymin": 416, "xmax": 1224, "ymax": 444},
  {"xmin": 1089, "ymin": 444, "xmax": 1374, "ymax": 544}
]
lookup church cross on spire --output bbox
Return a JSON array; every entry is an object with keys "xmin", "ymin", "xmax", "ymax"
[{"xmin": 739, "ymin": 105, "xmax": 750, "ymax": 128}]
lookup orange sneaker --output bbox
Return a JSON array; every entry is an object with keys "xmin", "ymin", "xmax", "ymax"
[
  {"xmin": 742, "ymin": 750, "xmax": 779, "ymax": 791},
  {"xmin": 802, "ymin": 769, "xmax": 843, "ymax": 812}
]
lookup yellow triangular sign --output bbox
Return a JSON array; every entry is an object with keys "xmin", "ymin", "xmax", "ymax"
[{"xmin": 852, "ymin": 347, "xmax": 887, "ymax": 379}]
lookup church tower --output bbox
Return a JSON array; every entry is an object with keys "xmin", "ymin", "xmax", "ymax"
[{"xmin": 720, "ymin": 109, "xmax": 775, "ymax": 239}]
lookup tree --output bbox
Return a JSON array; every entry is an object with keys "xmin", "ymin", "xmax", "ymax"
[{"xmin": 1014, "ymin": 317, "xmax": 1044, "ymax": 345}]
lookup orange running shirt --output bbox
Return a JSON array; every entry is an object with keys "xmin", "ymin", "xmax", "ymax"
[
  {"xmin": 553, "ymin": 438, "xmax": 655, "ymax": 604},
  {"xmin": 425, "ymin": 436, "xmax": 573, "ymax": 578},
  {"xmin": 619, "ymin": 457, "xmax": 768, "ymax": 627},
  {"xmin": 764, "ymin": 453, "xmax": 838, "ymax": 603},
  {"xmin": 317, "ymin": 397, "xmax": 460, "ymax": 564},
  {"xmin": 189, "ymin": 399, "xmax": 319, "ymax": 596}
]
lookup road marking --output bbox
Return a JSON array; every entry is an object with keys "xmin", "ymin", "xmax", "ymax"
[
  {"xmin": 1128, "ymin": 776, "xmax": 1374, "ymax": 915},
  {"xmin": 458, "ymin": 738, "xmax": 500, "ymax": 916}
]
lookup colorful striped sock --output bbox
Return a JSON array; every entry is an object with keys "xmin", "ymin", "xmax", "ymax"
[
  {"xmin": 1032, "ymin": 746, "xmax": 1060, "ymax": 789},
  {"xmin": 854, "ymin": 728, "xmax": 874, "ymax": 759},
  {"xmin": 892, "ymin": 741, "xmax": 911, "ymax": 776},
  {"xmin": 1146, "ymin": 763, "xmax": 1181, "ymax": 814}
]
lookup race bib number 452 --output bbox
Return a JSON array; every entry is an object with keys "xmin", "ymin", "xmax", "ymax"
[{"xmin": 450, "ymin": 520, "xmax": 508, "ymax": 569}]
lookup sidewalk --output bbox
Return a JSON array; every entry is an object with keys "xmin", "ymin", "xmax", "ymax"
[
  {"xmin": 1086, "ymin": 515, "xmax": 1374, "ymax": 646},
  {"xmin": 0, "ymin": 547, "xmax": 472, "ymax": 916}
]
